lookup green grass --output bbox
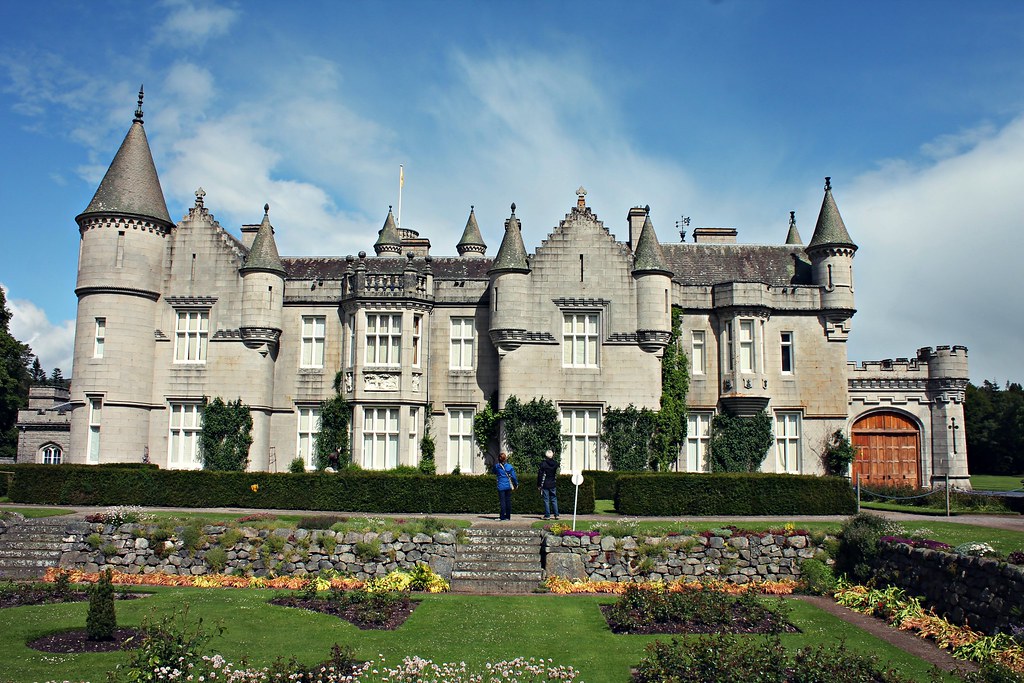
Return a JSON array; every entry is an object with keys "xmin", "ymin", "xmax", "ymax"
[
  {"xmin": 0, "ymin": 506, "xmax": 76, "ymax": 519},
  {"xmin": 971, "ymin": 473, "xmax": 1024, "ymax": 491},
  {"xmin": 0, "ymin": 588, "xmax": 954, "ymax": 683},
  {"xmin": 143, "ymin": 510, "xmax": 471, "ymax": 532}
]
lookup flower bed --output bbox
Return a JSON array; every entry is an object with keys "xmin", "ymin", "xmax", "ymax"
[{"xmin": 544, "ymin": 575, "xmax": 798, "ymax": 595}]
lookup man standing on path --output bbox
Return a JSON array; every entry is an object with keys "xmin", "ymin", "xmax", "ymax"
[{"xmin": 537, "ymin": 449, "xmax": 560, "ymax": 520}]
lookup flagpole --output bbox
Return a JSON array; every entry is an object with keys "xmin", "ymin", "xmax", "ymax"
[{"xmin": 397, "ymin": 164, "xmax": 404, "ymax": 229}]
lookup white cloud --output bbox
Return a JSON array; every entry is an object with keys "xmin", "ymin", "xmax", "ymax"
[
  {"xmin": 1, "ymin": 284, "xmax": 75, "ymax": 376},
  {"xmin": 157, "ymin": 0, "xmax": 239, "ymax": 46}
]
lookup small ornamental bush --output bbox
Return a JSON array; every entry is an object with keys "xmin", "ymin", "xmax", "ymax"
[
  {"xmin": 954, "ymin": 542, "xmax": 997, "ymax": 557},
  {"xmin": 86, "ymin": 569, "xmax": 116, "ymax": 641},
  {"xmin": 288, "ymin": 457, "xmax": 306, "ymax": 474},
  {"xmin": 835, "ymin": 513, "xmax": 889, "ymax": 583},
  {"xmin": 204, "ymin": 546, "xmax": 228, "ymax": 573},
  {"xmin": 798, "ymin": 558, "xmax": 837, "ymax": 596}
]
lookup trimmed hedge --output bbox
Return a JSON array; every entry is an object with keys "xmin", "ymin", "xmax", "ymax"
[
  {"xmin": 615, "ymin": 472, "xmax": 857, "ymax": 516},
  {"xmin": 6, "ymin": 465, "xmax": 595, "ymax": 515},
  {"xmin": 0, "ymin": 469, "xmax": 10, "ymax": 497},
  {"xmin": 583, "ymin": 470, "xmax": 620, "ymax": 500}
]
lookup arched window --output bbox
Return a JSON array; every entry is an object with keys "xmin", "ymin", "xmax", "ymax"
[{"xmin": 41, "ymin": 445, "xmax": 63, "ymax": 465}]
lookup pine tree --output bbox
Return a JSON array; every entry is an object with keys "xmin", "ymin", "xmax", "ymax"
[
  {"xmin": 29, "ymin": 357, "xmax": 47, "ymax": 384},
  {"xmin": 0, "ymin": 288, "xmax": 32, "ymax": 460},
  {"xmin": 49, "ymin": 367, "xmax": 69, "ymax": 389}
]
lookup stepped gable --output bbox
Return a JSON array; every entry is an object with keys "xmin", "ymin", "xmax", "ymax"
[{"xmin": 661, "ymin": 243, "xmax": 812, "ymax": 286}]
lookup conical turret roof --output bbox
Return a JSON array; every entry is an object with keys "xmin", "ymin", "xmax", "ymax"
[
  {"xmin": 79, "ymin": 88, "xmax": 171, "ymax": 225},
  {"xmin": 489, "ymin": 203, "xmax": 530, "ymax": 273},
  {"xmin": 456, "ymin": 206, "xmax": 487, "ymax": 256},
  {"xmin": 785, "ymin": 211, "xmax": 803, "ymax": 245},
  {"xmin": 632, "ymin": 209, "xmax": 671, "ymax": 275},
  {"xmin": 808, "ymin": 178, "xmax": 856, "ymax": 250},
  {"xmin": 374, "ymin": 207, "xmax": 402, "ymax": 256},
  {"xmin": 241, "ymin": 204, "xmax": 285, "ymax": 275}
]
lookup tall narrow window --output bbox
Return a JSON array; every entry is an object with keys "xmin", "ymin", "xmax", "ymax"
[
  {"xmin": 724, "ymin": 321, "xmax": 734, "ymax": 372},
  {"xmin": 780, "ymin": 332, "xmax": 794, "ymax": 374},
  {"xmin": 168, "ymin": 403, "xmax": 202, "ymax": 469},
  {"xmin": 561, "ymin": 408, "xmax": 601, "ymax": 472},
  {"xmin": 41, "ymin": 445, "xmax": 63, "ymax": 464},
  {"xmin": 408, "ymin": 407, "xmax": 420, "ymax": 467},
  {"xmin": 300, "ymin": 316, "xmax": 326, "ymax": 368},
  {"xmin": 448, "ymin": 408, "xmax": 475, "ymax": 473},
  {"xmin": 691, "ymin": 330, "xmax": 705, "ymax": 375},
  {"xmin": 775, "ymin": 412, "xmax": 801, "ymax": 473},
  {"xmin": 174, "ymin": 310, "xmax": 209, "ymax": 363},
  {"xmin": 449, "ymin": 317, "xmax": 475, "ymax": 369},
  {"xmin": 684, "ymin": 412, "xmax": 712, "ymax": 472},
  {"xmin": 738, "ymin": 320, "xmax": 755, "ymax": 373},
  {"xmin": 562, "ymin": 313, "xmax": 599, "ymax": 367},
  {"xmin": 93, "ymin": 318, "xmax": 106, "ymax": 359},
  {"xmin": 365, "ymin": 313, "xmax": 401, "ymax": 366},
  {"xmin": 347, "ymin": 314, "xmax": 356, "ymax": 369},
  {"xmin": 296, "ymin": 407, "xmax": 321, "ymax": 469},
  {"xmin": 87, "ymin": 399, "xmax": 102, "ymax": 464},
  {"xmin": 412, "ymin": 315, "xmax": 423, "ymax": 367},
  {"xmin": 363, "ymin": 407, "xmax": 399, "ymax": 469}
]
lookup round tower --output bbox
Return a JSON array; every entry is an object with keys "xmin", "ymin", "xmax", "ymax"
[
  {"xmin": 487, "ymin": 203, "xmax": 531, "ymax": 353},
  {"xmin": 919, "ymin": 345, "xmax": 971, "ymax": 488},
  {"xmin": 806, "ymin": 177, "xmax": 857, "ymax": 312},
  {"xmin": 71, "ymin": 88, "xmax": 173, "ymax": 464},
  {"xmin": 631, "ymin": 206, "xmax": 673, "ymax": 353},
  {"xmin": 239, "ymin": 205, "xmax": 285, "ymax": 352}
]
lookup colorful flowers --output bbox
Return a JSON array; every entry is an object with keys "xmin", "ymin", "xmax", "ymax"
[{"xmin": 544, "ymin": 575, "xmax": 797, "ymax": 595}]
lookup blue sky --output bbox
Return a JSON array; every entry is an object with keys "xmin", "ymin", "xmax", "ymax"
[{"xmin": 2, "ymin": 0, "xmax": 1023, "ymax": 383}]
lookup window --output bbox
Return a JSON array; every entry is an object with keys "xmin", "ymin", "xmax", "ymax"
[
  {"xmin": 363, "ymin": 407, "xmax": 399, "ymax": 469},
  {"xmin": 561, "ymin": 408, "xmax": 601, "ymax": 472},
  {"xmin": 408, "ymin": 407, "xmax": 420, "ymax": 468},
  {"xmin": 775, "ymin": 412, "xmax": 801, "ymax": 473},
  {"xmin": 562, "ymin": 313, "xmax": 599, "ymax": 367},
  {"xmin": 691, "ymin": 330, "xmax": 705, "ymax": 375},
  {"xmin": 87, "ymin": 399, "xmax": 101, "ymax": 463},
  {"xmin": 781, "ymin": 332, "xmax": 794, "ymax": 374},
  {"xmin": 174, "ymin": 311, "xmax": 209, "ymax": 363},
  {"xmin": 300, "ymin": 316, "xmax": 326, "ymax": 368},
  {"xmin": 449, "ymin": 317, "xmax": 475, "ymax": 369},
  {"xmin": 41, "ymin": 445, "xmax": 62, "ymax": 464},
  {"xmin": 365, "ymin": 313, "xmax": 401, "ymax": 366},
  {"xmin": 724, "ymin": 322, "xmax": 734, "ymax": 372},
  {"xmin": 412, "ymin": 315, "xmax": 423, "ymax": 367},
  {"xmin": 684, "ymin": 412, "xmax": 712, "ymax": 472},
  {"xmin": 93, "ymin": 318, "xmax": 105, "ymax": 358},
  {"xmin": 448, "ymin": 409, "xmax": 475, "ymax": 473},
  {"xmin": 296, "ymin": 407, "xmax": 321, "ymax": 469},
  {"xmin": 738, "ymin": 319, "xmax": 755, "ymax": 373},
  {"xmin": 168, "ymin": 403, "xmax": 202, "ymax": 470},
  {"xmin": 347, "ymin": 314, "xmax": 356, "ymax": 368}
]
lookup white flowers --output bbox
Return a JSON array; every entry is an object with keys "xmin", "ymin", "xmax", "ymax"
[{"xmin": 954, "ymin": 541, "xmax": 997, "ymax": 557}]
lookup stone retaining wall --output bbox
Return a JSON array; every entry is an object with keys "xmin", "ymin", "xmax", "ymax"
[
  {"xmin": 877, "ymin": 542, "xmax": 1024, "ymax": 635},
  {"xmin": 58, "ymin": 523, "xmax": 457, "ymax": 580},
  {"xmin": 543, "ymin": 532, "xmax": 817, "ymax": 583}
]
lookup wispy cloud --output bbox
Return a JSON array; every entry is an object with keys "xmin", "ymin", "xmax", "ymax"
[
  {"xmin": 156, "ymin": 0, "xmax": 239, "ymax": 47},
  {"xmin": 1, "ymin": 284, "xmax": 75, "ymax": 375}
]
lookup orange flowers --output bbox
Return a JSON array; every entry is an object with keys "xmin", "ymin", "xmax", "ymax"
[{"xmin": 543, "ymin": 576, "xmax": 798, "ymax": 595}]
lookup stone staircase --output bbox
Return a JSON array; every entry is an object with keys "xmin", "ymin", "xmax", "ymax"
[
  {"xmin": 450, "ymin": 527, "xmax": 545, "ymax": 593},
  {"xmin": 0, "ymin": 517, "xmax": 82, "ymax": 580}
]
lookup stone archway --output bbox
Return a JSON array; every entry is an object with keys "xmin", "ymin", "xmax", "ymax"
[{"xmin": 851, "ymin": 411, "xmax": 921, "ymax": 488}]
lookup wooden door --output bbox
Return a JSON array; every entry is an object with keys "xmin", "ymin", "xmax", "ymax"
[{"xmin": 851, "ymin": 412, "xmax": 921, "ymax": 488}]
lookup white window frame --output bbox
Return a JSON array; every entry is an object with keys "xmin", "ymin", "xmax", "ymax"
[
  {"xmin": 364, "ymin": 313, "xmax": 402, "ymax": 366},
  {"xmin": 684, "ymin": 411, "xmax": 712, "ymax": 472},
  {"xmin": 412, "ymin": 314, "xmax": 423, "ymax": 368},
  {"xmin": 448, "ymin": 408, "xmax": 475, "ymax": 473},
  {"xmin": 168, "ymin": 402, "xmax": 202, "ymax": 470},
  {"xmin": 300, "ymin": 316, "xmax": 326, "ymax": 368},
  {"xmin": 362, "ymin": 407, "xmax": 399, "ymax": 469},
  {"xmin": 691, "ymin": 330, "xmax": 705, "ymax": 376},
  {"xmin": 93, "ymin": 318, "xmax": 105, "ymax": 359},
  {"xmin": 41, "ymin": 444, "xmax": 63, "ymax": 465},
  {"xmin": 296, "ymin": 406, "xmax": 321, "ymax": 469},
  {"xmin": 738, "ymin": 319, "xmax": 755, "ymax": 374},
  {"xmin": 561, "ymin": 408, "xmax": 602, "ymax": 472},
  {"xmin": 174, "ymin": 310, "xmax": 209, "ymax": 363},
  {"xmin": 87, "ymin": 398, "xmax": 102, "ymax": 464},
  {"xmin": 449, "ymin": 317, "xmax": 475, "ymax": 370},
  {"xmin": 775, "ymin": 411, "xmax": 801, "ymax": 474},
  {"xmin": 408, "ymin": 407, "xmax": 420, "ymax": 468},
  {"xmin": 562, "ymin": 313, "xmax": 599, "ymax": 368},
  {"xmin": 781, "ymin": 331, "xmax": 794, "ymax": 375}
]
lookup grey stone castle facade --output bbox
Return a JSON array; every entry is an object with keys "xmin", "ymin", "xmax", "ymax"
[{"xmin": 16, "ymin": 94, "xmax": 971, "ymax": 488}]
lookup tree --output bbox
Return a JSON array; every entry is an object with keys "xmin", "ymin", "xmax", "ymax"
[
  {"xmin": 418, "ymin": 404, "xmax": 436, "ymax": 474},
  {"xmin": 501, "ymin": 395, "xmax": 562, "ymax": 472},
  {"xmin": 49, "ymin": 367, "xmax": 69, "ymax": 389},
  {"xmin": 199, "ymin": 397, "xmax": 253, "ymax": 471},
  {"xmin": 821, "ymin": 429, "xmax": 857, "ymax": 476},
  {"xmin": 29, "ymin": 357, "xmax": 47, "ymax": 384},
  {"xmin": 314, "ymin": 371, "xmax": 351, "ymax": 470},
  {"xmin": 0, "ymin": 287, "xmax": 32, "ymax": 460},
  {"xmin": 603, "ymin": 404, "xmax": 659, "ymax": 470},
  {"xmin": 472, "ymin": 393, "xmax": 501, "ymax": 463},
  {"xmin": 653, "ymin": 307, "xmax": 690, "ymax": 471},
  {"xmin": 708, "ymin": 410, "xmax": 773, "ymax": 472},
  {"xmin": 965, "ymin": 380, "xmax": 1024, "ymax": 474}
]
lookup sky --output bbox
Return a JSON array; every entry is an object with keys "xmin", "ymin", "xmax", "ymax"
[{"xmin": 1, "ymin": 0, "xmax": 1023, "ymax": 384}]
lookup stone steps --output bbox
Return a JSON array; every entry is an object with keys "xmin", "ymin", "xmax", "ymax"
[
  {"xmin": 450, "ymin": 527, "xmax": 544, "ymax": 594},
  {"xmin": 0, "ymin": 518, "xmax": 73, "ymax": 580}
]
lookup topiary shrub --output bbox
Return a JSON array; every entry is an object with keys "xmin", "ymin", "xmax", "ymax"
[
  {"xmin": 86, "ymin": 569, "xmax": 116, "ymax": 641},
  {"xmin": 834, "ymin": 512, "xmax": 889, "ymax": 583},
  {"xmin": 288, "ymin": 457, "xmax": 306, "ymax": 474}
]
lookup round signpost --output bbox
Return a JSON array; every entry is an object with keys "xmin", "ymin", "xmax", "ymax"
[{"xmin": 571, "ymin": 471, "xmax": 584, "ymax": 530}]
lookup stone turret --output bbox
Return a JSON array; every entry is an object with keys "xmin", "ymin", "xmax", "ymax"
[
  {"xmin": 239, "ymin": 204, "xmax": 285, "ymax": 352},
  {"xmin": 919, "ymin": 345, "xmax": 971, "ymax": 488},
  {"xmin": 785, "ymin": 211, "xmax": 802, "ymax": 245},
  {"xmin": 631, "ymin": 207, "xmax": 672, "ymax": 353},
  {"xmin": 807, "ymin": 177, "xmax": 857, "ymax": 340},
  {"xmin": 456, "ymin": 206, "xmax": 487, "ymax": 258},
  {"xmin": 374, "ymin": 207, "xmax": 402, "ymax": 257},
  {"xmin": 488, "ymin": 203, "xmax": 531, "ymax": 352},
  {"xmin": 71, "ymin": 87, "xmax": 172, "ymax": 464}
]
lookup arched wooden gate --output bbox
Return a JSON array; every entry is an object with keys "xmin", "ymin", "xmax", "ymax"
[{"xmin": 851, "ymin": 411, "xmax": 921, "ymax": 488}]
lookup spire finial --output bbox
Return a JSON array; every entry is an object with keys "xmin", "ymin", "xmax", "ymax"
[
  {"xmin": 824, "ymin": 176, "xmax": 831, "ymax": 192},
  {"xmin": 264, "ymin": 203, "xmax": 270, "ymax": 215},
  {"xmin": 389, "ymin": 204, "xmax": 393, "ymax": 213},
  {"xmin": 644, "ymin": 204, "xmax": 651, "ymax": 216},
  {"xmin": 789, "ymin": 210, "xmax": 796, "ymax": 226},
  {"xmin": 470, "ymin": 205, "xmax": 475, "ymax": 213},
  {"xmin": 510, "ymin": 202, "xmax": 516, "ymax": 215},
  {"xmin": 576, "ymin": 186, "xmax": 587, "ymax": 208},
  {"xmin": 133, "ymin": 84, "xmax": 144, "ymax": 124}
]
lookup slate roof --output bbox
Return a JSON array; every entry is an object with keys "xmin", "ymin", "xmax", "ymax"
[
  {"xmin": 661, "ymin": 244, "xmax": 813, "ymax": 286},
  {"xmin": 490, "ymin": 207, "xmax": 530, "ymax": 273},
  {"xmin": 80, "ymin": 120, "xmax": 172, "ymax": 225},
  {"xmin": 785, "ymin": 211, "xmax": 803, "ymax": 245},
  {"xmin": 374, "ymin": 209, "xmax": 402, "ymax": 249},
  {"xmin": 282, "ymin": 256, "xmax": 494, "ymax": 280},
  {"xmin": 241, "ymin": 208, "xmax": 285, "ymax": 275},
  {"xmin": 457, "ymin": 208, "xmax": 487, "ymax": 252},
  {"xmin": 632, "ymin": 214, "xmax": 671, "ymax": 275},
  {"xmin": 808, "ymin": 181, "xmax": 856, "ymax": 250}
]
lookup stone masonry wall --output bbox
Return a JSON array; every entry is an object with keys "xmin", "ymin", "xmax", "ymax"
[
  {"xmin": 877, "ymin": 542, "xmax": 1024, "ymax": 635},
  {"xmin": 58, "ymin": 523, "xmax": 458, "ymax": 580},
  {"xmin": 543, "ymin": 532, "xmax": 817, "ymax": 584}
]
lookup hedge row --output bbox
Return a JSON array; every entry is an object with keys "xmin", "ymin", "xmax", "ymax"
[
  {"xmin": 5, "ymin": 465, "xmax": 595, "ymax": 515},
  {"xmin": 0, "ymin": 470, "xmax": 10, "ymax": 497},
  {"xmin": 582, "ymin": 470, "xmax": 619, "ymax": 499},
  {"xmin": 615, "ymin": 472, "xmax": 857, "ymax": 516}
]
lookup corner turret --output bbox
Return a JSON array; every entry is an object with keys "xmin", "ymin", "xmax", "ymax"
[
  {"xmin": 631, "ymin": 207, "xmax": 673, "ymax": 353},
  {"xmin": 374, "ymin": 207, "xmax": 402, "ymax": 257},
  {"xmin": 239, "ymin": 204, "xmax": 284, "ymax": 351},
  {"xmin": 807, "ymin": 177, "xmax": 857, "ymax": 337},
  {"xmin": 488, "ymin": 203, "xmax": 531, "ymax": 352},
  {"xmin": 785, "ymin": 211, "xmax": 802, "ymax": 245},
  {"xmin": 456, "ymin": 206, "xmax": 487, "ymax": 258}
]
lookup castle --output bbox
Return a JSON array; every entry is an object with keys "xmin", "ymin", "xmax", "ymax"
[{"xmin": 16, "ymin": 92, "xmax": 971, "ymax": 489}]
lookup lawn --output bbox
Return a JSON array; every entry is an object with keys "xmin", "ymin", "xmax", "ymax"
[
  {"xmin": 0, "ymin": 588, "xmax": 955, "ymax": 683},
  {"xmin": 0, "ymin": 507, "xmax": 76, "ymax": 519},
  {"xmin": 971, "ymin": 474, "xmax": 1024, "ymax": 491}
]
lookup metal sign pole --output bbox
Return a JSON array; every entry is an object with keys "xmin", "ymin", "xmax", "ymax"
[{"xmin": 571, "ymin": 471, "xmax": 584, "ymax": 532}]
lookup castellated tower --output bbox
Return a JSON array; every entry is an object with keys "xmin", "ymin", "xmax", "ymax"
[
  {"xmin": 921, "ymin": 345, "xmax": 971, "ymax": 488},
  {"xmin": 631, "ymin": 207, "xmax": 672, "ymax": 353},
  {"xmin": 70, "ymin": 89, "xmax": 173, "ymax": 464},
  {"xmin": 806, "ymin": 177, "xmax": 857, "ymax": 342}
]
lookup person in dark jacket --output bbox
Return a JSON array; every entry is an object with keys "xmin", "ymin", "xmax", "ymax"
[
  {"xmin": 495, "ymin": 451, "xmax": 518, "ymax": 521},
  {"xmin": 537, "ymin": 449, "xmax": 560, "ymax": 520}
]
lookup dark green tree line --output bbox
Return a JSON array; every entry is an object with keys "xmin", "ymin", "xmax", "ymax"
[
  {"xmin": 0, "ymin": 288, "xmax": 32, "ymax": 460},
  {"xmin": 965, "ymin": 380, "xmax": 1024, "ymax": 475}
]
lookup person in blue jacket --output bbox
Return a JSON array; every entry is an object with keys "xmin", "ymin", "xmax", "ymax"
[{"xmin": 495, "ymin": 451, "xmax": 518, "ymax": 521}]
